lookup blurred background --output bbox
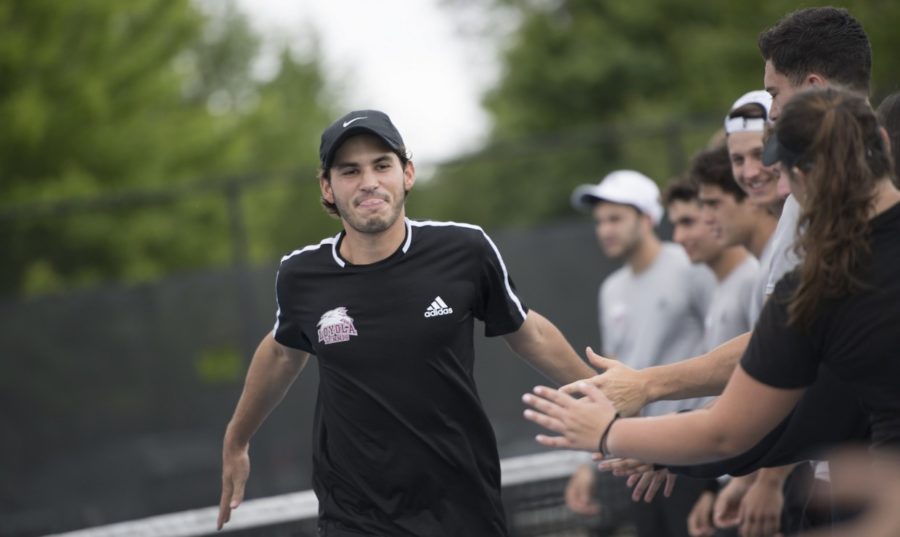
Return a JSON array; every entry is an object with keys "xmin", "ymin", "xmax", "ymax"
[{"xmin": 2, "ymin": 0, "xmax": 899, "ymax": 535}]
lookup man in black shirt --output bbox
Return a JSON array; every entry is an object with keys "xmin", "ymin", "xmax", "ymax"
[{"xmin": 217, "ymin": 110, "xmax": 595, "ymax": 536}]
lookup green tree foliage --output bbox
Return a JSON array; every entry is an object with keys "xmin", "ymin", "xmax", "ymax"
[
  {"xmin": 417, "ymin": 0, "xmax": 900, "ymax": 229},
  {"xmin": 0, "ymin": 0, "xmax": 336, "ymax": 297}
]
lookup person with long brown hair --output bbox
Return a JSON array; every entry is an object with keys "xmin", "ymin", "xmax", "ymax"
[{"xmin": 521, "ymin": 86, "xmax": 900, "ymax": 471}]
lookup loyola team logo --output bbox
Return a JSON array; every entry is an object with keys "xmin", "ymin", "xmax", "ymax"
[{"xmin": 317, "ymin": 307, "xmax": 358, "ymax": 345}]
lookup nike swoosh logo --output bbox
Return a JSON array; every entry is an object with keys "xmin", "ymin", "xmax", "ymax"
[{"xmin": 342, "ymin": 117, "xmax": 367, "ymax": 128}]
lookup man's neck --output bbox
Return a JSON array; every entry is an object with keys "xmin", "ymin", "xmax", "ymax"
[
  {"xmin": 628, "ymin": 234, "xmax": 661, "ymax": 274},
  {"xmin": 706, "ymin": 246, "xmax": 749, "ymax": 282},
  {"xmin": 339, "ymin": 215, "xmax": 407, "ymax": 265}
]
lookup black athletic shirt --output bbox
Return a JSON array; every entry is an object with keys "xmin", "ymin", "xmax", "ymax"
[
  {"xmin": 741, "ymin": 201, "xmax": 900, "ymax": 449},
  {"xmin": 273, "ymin": 218, "xmax": 528, "ymax": 537}
]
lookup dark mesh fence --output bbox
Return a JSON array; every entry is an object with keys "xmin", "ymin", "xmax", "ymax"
[{"xmin": 0, "ymin": 219, "xmax": 668, "ymax": 536}]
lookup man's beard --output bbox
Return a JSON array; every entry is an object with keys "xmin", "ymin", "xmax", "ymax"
[{"xmin": 335, "ymin": 192, "xmax": 405, "ymax": 234}]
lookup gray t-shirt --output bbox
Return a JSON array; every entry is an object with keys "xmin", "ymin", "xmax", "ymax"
[
  {"xmin": 748, "ymin": 195, "xmax": 802, "ymax": 325},
  {"xmin": 704, "ymin": 255, "xmax": 760, "ymax": 352},
  {"xmin": 766, "ymin": 194, "xmax": 802, "ymax": 295},
  {"xmin": 600, "ymin": 242, "xmax": 715, "ymax": 416}
]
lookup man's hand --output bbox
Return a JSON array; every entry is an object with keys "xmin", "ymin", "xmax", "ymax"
[
  {"xmin": 561, "ymin": 347, "xmax": 649, "ymax": 417},
  {"xmin": 565, "ymin": 463, "xmax": 601, "ymax": 515},
  {"xmin": 596, "ymin": 456, "xmax": 655, "ymax": 477},
  {"xmin": 688, "ymin": 491, "xmax": 717, "ymax": 537},
  {"xmin": 714, "ymin": 473, "xmax": 755, "ymax": 529},
  {"xmin": 218, "ymin": 444, "xmax": 250, "ymax": 530},
  {"xmin": 627, "ymin": 468, "xmax": 677, "ymax": 503},
  {"xmin": 737, "ymin": 472, "xmax": 785, "ymax": 537}
]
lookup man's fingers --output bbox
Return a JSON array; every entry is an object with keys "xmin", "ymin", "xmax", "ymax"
[
  {"xmin": 643, "ymin": 472, "xmax": 665, "ymax": 502},
  {"xmin": 585, "ymin": 347, "xmax": 618, "ymax": 371},
  {"xmin": 664, "ymin": 472, "xmax": 678, "ymax": 498},
  {"xmin": 217, "ymin": 481, "xmax": 233, "ymax": 530},
  {"xmin": 630, "ymin": 472, "xmax": 653, "ymax": 502}
]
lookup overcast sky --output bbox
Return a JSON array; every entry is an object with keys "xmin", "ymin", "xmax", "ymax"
[{"xmin": 232, "ymin": 0, "xmax": 506, "ymax": 166}]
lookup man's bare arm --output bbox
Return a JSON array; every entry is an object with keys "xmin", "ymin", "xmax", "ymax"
[
  {"xmin": 503, "ymin": 310, "xmax": 596, "ymax": 385},
  {"xmin": 563, "ymin": 332, "xmax": 751, "ymax": 416},
  {"xmin": 218, "ymin": 332, "xmax": 309, "ymax": 530}
]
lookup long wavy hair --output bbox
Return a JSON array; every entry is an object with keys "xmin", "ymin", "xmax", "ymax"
[{"xmin": 773, "ymin": 88, "xmax": 892, "ymax": 327}]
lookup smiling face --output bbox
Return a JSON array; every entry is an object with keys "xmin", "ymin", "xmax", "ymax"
[
  {"xmin": 727, "ymin": 130, "xmax": 782, "ymax": 209},
  {"xmin": 320, "ymin": 133, "xmax": 415, "ymax": 235},
  {"xmin": 667, "ymin": 199, "xmax": 721, "ymax": 264},
  {"xmin": 698, "ymin": 184, "xmax": 756, "ymax": 248}
]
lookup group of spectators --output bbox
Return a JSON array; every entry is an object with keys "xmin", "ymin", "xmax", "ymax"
[{"xmin": 533, "ymin": 6, "xmax": 900, "ymax": 537}]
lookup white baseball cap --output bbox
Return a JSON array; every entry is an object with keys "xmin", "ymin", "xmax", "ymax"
[
  {"xmin": 724, "ymin": 90, "xmax": 773, "ymax": 134},
  {"xmin": 571, "ymin": 170, "xmax": 663, "ymax": 225}
]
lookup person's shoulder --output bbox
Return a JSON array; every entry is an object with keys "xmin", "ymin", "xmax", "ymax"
[
  {"xmin": 408, "ymin": 218, "xmax": 492, "ymax": 247},
  {"xmin": 660, "ymin": 241, "xmax": 691, "ymax": 265},
  {"xmin": 601, "ymin": 265, "xmax": 630, "ymax": 293},
  {"xmin": 278, "ymin": 232, "xmax": 341, "ymax": 271}
]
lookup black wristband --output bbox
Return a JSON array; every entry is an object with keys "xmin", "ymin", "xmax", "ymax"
[{"xmin": 598, "ymin": 412, "xmax": 621, "ymax": 457}]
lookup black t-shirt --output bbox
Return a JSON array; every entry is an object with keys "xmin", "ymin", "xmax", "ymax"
[
  {"xmin": 742, "ymin": 201, "xmax": 900, "ymax": 448},
  {"xmin": 274, "ymin": 218, "xmax": 528, "ymax": 537}
]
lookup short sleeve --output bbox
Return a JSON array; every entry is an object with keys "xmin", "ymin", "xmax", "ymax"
[
  {"xmin": 740, "ymin": 276, "xmax": 819, "ymax": 389},
  {"xmin": 473, "ymin": 229, "xmax": 529, "ymax": 337},
  {"xmin": 272, "ymin": 266, "xmax": 314, "ymax": 352}
]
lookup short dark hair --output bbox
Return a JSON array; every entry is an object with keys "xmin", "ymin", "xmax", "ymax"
[
  {"xmin": 876, "ymin": 91, "xmax": 900, "ymax": 182},
  {"xmin": 758, "ymin": 7, "xmax": 871, "ymax": 95},
  {"xmin": 689, "ymin": 143, "xmax": 747, "ymax": 202},
  {"xmin": 663, "ymin": 175, "xmax": 698, "ymax": 207}
]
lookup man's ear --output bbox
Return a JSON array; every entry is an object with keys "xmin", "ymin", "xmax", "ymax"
[
  {"xmin": 805, "ymin": 73, "xmax": 828, "ymax": 88},
  {"xmin": 404, "ymin": 160, "xmax": 416, "ymax": 192},
  {"xmin": 320, "ymin": 174, "xmax": 334, "ymax": 204}
]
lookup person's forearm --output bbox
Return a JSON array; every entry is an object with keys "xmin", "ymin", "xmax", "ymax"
[
  {"xmin": 643, "ymin": 332, "xmax": 751, "ymax": 402},
  {"xmin": 756, "ymin": 463, "xmax": 797, "ymax": 489},
  {"xmin": 224, "ymin": 333, "xmax": 308, "ymax": 449},
  {"xmin": 507, "ymin": 311, "xmax": 595, "ymax": 385}
]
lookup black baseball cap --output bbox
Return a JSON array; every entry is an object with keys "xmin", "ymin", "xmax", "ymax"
[
  {"xmin": 319, "ymin": 110, "xmax": 405, "ymax": 170},
  {"xmin": 761, "ymin": 131, "xmax": 805, "ymax": 169}
]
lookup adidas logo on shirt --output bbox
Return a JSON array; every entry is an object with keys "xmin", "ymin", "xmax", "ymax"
[{"xmin": 424, "ymin": 296, "xmax": 454, "ymax": 318}]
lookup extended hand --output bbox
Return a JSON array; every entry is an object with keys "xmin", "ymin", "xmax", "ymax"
[
  {"xmin": 596, "ymin": 456, "xmax": 655, "ymax": 477},
  {"xmin": 713, "ymin": 474, "xmax": 755, "ymax": 529},
  {"xmin": 522, "ymin": 381, "xmax": 617, "ymax": 451},
  {"xmin": 565, "ymin": 463, "xmax": 601, "ymax": 516},
  {"xmin": 627, "ymin": 468, "xmax": 677, "ymax": 503},
  {"xmin": 737, "ymin": 476, "xmax": 784, "ymax": 537},
  {"xmin": 687, "ymin": 491, "xmax": 717, "ymax": 537},
  {"xmin": 561, "ymin": 347, "xmax": 648, "ymax": 417}
]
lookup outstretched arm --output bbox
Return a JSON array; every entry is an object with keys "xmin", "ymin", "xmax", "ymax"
[
  {"xmin": 503, "ymin": 310, "xmax": 596, "ymax": 385},
  {"xmin": 218, "ymin": 332, "xmax": 310, "ymax": 530},
  {"xmin": 524, "ymin": 365, "xmax": 803, "ymax": 466},
  {"xmin": 562, "ymin": 332, "xmax": 751, "ymax": 416}
]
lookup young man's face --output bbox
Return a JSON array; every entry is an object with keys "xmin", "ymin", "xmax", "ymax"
[
  {"xmin": 764, "ymin": 60, "xmax": 803, "ymax": 121},
  {"xmin": 727, "ymin": 130, "xmax": 782, "ymax": 209},
  {"xmin": 667, "ymin": 199, "xmax": 722, "ymax": 264},
  {"xmin": 698, "ymin": 184, "xmax": 754, "ymax": 248},
  {"xmin": 321, "ymin": 133, "xmax": 414, "ymax": 235},
  {"xmin": 592, "ymin": 201, "xmax": 646, "ymax": 260}
]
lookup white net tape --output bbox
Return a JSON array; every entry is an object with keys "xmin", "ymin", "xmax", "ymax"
[{"xmin": 46, "ymin": 450, "xmax": 590, "ymax": 537}]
